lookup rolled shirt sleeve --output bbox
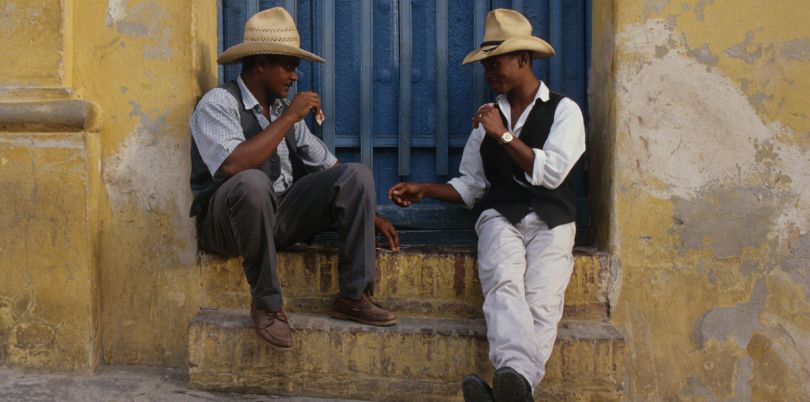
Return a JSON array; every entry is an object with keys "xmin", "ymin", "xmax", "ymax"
[
  {"xmin": 447, "ymin": 126, "xmax": 489, "ymax": 209},
  {"xmin": 524, "ymin": 97, "xmax": 586, "ymax": 189},
  {"xmin": 291, "ymin": 120, "xmax": 338, "ymax": 171},
  {"xmin": 189, "ymin": 88, "xmax": 245, "ymax": 177}
]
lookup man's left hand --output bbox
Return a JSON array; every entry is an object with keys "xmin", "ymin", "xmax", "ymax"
[
  {"xmin": 472, "ymin": 103, "xmax": 508, "ymax": 140},
  {"xmin": 374, "ymin": 215, "xmax": 400, "ymax": 252}
]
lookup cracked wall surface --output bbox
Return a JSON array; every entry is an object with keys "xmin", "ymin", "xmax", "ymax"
[
  {"xmin": 67, "ymin": 0, "xmax": 217, "ymax": 367},
  {"xmin": 602, "ymin": 0, "xmax": 810, "ymax": 400}
]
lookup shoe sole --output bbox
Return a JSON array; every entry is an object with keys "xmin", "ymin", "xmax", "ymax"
[
  {"xmin": 331, "ymin": 311, "xmax": 398, "ymax": 326},
  {"xmin": 493, "ymin": 368, "xmax": 533, "ymax": 402},
  {"xmin": 252, "ymin": 328, "xmax": 293, "ymax": 352},
  {"xmin": 462, "ymin": 376, "xmax": 494, "ymax": 402}
]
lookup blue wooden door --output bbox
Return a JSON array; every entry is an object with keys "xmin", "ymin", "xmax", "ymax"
[{"xmin": 220, "ymin": 0, "xmax": 591, "ymax": 244}]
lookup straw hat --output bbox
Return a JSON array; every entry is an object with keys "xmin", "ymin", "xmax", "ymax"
[
  {"xmin": 218, "ymin": 7, "xmax": 324, "ymax": 65},
  {"xmin": 462, "ymin": 9, "xmax": 554, "ymax": 64}
]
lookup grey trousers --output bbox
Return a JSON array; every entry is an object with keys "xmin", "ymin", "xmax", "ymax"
[{"xmin": 197, "ymin": 163, "xmax": 377, "ymax": 311}]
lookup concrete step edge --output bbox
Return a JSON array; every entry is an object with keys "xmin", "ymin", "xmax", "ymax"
[{"xmin": 191, "ymin": 309, "xmax": 624, "ymax": 341}]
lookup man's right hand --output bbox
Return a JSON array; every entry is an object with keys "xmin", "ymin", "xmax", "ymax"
[
  {"xmin": 388, "ymin": 182, "xmax": 425, "ymax": 207},
  {"xmin": 284, "ymin": 91, "xmax": 321, "ymax": 122}
]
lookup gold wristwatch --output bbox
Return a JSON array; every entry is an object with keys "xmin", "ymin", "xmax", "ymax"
[{"xmin": 499, "ymin": 131, "xmax": 515, "ymax": 144}]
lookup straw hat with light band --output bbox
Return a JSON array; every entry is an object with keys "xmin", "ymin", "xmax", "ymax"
[
  {"xmin": 462, "ymin": 8, "xmax": 555, "ymax": 65},
  {"xmin": 218, "ymin": 7, "xmax": 324, "ymax": 65}
]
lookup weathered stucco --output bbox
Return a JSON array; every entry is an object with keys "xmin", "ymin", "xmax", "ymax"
[
  {"xmin": 601, "ymin": 0, "xmax": 810, "ymax": 400},
  {"xmin": 2, "ymin": 0, "xmax": 809, "ymax": 400},
  {"xmin": 69, "ymin": 0, "xmax": 217, "ymax": 367},
  {"xmin": 0, "ymin": 0, "xmax": 66, "ymax": 87}
]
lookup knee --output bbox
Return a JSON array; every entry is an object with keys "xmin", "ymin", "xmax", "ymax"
[
  {"xmin": 341, "ymin": 163, "xmax": 373, "ymax": 184},
  {"xmin": 340, "ymin": 163, "xmax": 374, "ymax": 193},
  {"xmin": 229, "ymin": 169, "xmax": 273, "ymax": 209}
]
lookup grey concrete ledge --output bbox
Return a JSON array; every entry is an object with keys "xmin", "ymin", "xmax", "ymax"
[{"xmin": 0, "ymin": 99, "xmax": 102, "ymax": 132}]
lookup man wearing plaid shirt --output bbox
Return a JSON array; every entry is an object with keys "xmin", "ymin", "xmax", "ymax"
[{"xmin": 189, "ymin": 7, "xmax": 399, "ymax": 352}]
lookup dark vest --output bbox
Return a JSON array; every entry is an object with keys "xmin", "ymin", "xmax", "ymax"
[
  {"xmin": 189, "ymin": 80, "xmax": 309, "ymax": 217},
  {"xmin": 478, "ymin": 92, "xmax": 577, "ymax": 228}
]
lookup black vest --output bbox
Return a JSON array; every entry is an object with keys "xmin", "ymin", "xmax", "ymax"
[
  {"xmin": 189, "ymin": 80, "xmax": 309, "ymax": 217},
  {"xmin": 478, "ymin": 92, "xmax": 577, "ymax": 228}
]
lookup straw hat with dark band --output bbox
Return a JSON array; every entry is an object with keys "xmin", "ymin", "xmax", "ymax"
[
  {"xmin": 462, "ymin": 8, "xmax": 555, "ymax": 65},
  {"xmin": 218, "ymin": 7, "xmax": 324, "ymax": 65}
]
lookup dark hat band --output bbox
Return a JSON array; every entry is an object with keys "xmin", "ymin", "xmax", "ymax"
[{"xmin": 480, "ymin": 40, "xmax": 504, "ymax": 48}]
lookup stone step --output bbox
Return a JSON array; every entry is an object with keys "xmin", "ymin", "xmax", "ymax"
[
  {"xmin": 188, "ymin": 309, "xmax": 624, "ymax": 402},
  {"xmin": 200, "ymin": 246, "xmax": 611, "ymax": 321}
]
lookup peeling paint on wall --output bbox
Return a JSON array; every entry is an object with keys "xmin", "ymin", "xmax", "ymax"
[
  {"xmin": 105, "ymin": 0, "xmax": 127, "ymax": 27},
  {"xmin": 695, "ymin": 279, "xmax": 765, "ymax": 348},
  {"xmin": 103, "ymin": 101, "xmax": 195, "ymax": 266},
  {"xmin": 725, "ymin": 32, "xmax": 764, "ymax": 65},
  {"xmin": 104, "ymin": 0, "xmax": 173, "ymax": 60}
]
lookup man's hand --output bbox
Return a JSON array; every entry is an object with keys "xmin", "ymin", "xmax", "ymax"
[
  {"xmin": 374, "ymin": 215, "xmax": 400, "ymax": 252},
  {"xmin": 284, "ymin": 91, "xmax": 321, "ymax": 122},
  {"xmin": 472, "ymin": 103, "xmax": 508, "ymax": 140},
  {"xmin": 387, "ymin": 182, "xmax": 425, "ymax": 207}
]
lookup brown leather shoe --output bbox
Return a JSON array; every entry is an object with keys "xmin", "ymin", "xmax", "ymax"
[
  {"xmin": 250, "ymin": 302, "xmax": 293, "ymax": 351},
  {"xmin": 331, "ymin": 292, "xmax": 398, "ymax": 326}
]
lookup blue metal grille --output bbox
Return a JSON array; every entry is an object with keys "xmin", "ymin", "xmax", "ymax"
[{"xmin": 219, "ymin": 0, "xmax": 591, "ymax": 244}]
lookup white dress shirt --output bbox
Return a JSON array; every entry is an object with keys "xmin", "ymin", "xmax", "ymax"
[{"xmin": 447, "ymin": 81, "xmax": 586, "ymax": 209}]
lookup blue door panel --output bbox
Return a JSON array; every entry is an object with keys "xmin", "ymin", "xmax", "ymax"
[{"xmin": 219, "ymin": 0, "xmax": 591, "ymax": 241}]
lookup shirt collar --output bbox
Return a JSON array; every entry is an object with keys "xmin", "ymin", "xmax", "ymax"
[
  {"xmin": 236, "ymin": 75, "xmax": 260, "ymax": 111},
  {"xmin": 495, "ymin": 80, "xmax": 549, "ymax": 106},
  {"xmin": 494, "ymin": 81, "xmax": 550, "ymax": 133},
  {"xmin": 236, "ymin": 75, "xmax": 286, "ymax": 114}
]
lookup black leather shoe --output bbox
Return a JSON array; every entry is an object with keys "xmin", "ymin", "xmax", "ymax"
[
  {"xmin": 493, "ymin": 367, "xmax": 533, "ymax": 402},
  {"xmin": 462, "ymin": 373, "xmax": 494, "ymax": 402}
]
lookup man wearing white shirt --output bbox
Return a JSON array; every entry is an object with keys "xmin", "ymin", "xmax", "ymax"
[{"xmin": 388, "ymin": 9, "xmax": 585, "ymax": 402}]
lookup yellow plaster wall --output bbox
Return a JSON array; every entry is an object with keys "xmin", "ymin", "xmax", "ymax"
[
  {"xmin": 0, "ymin": 131, "xmax": 101, "ymax": 370},
  {"xmin": 69, "ymin": 0, "xmax": 218, "ymax": 367},
  {"xmin": 0, "ymin": 0, "xmax": 67, "ymax": 87},
  {"xmin": 602, "ymin": 0, "xmax": 810, "ymax": 400}
]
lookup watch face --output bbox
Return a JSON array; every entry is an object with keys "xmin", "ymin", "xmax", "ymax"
[{"xmin": 501, "ymin": 131, "xmax": 514, "ymax": 144}]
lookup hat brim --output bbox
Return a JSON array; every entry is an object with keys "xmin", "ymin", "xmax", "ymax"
[
  {"xmin": 218, "ymin": 42, "xmax": 325, "ymax": 64},
  {"xmin": 462, "ymin": 36, "xmax": 554, "ymax": 65}
]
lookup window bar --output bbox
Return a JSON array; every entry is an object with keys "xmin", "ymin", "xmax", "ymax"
[
  {"xmin": 284, "ymin": 0, "xmax": 298, "ymax": 97},
  {"xmin": 473, "ymin": 0, "xmax": 487, "ymax": 107},
  {"xmin": 398, "ymin": 0, "xmax": 413, "ymax": 176},
  {"xmin": 246, "ymin": 1, "xmax": 260, "ymax": 21},
  {"xmin": 435, "ymin": 0, "xmax": 449, "ymax": 175},
  {"xmin": 217, "ymin": 0, "xmax": 224, "ymax": 84},
  {"xmin": 360, "ymin": 0, "xmax": 374, "ymax": 169},
  {"xmin": 322, "ymin": 0, "xmax": 336, "ymax": 151},
  {"xmin": 549, "ymin": 0, "xmax": 563, "ymax": 91}
]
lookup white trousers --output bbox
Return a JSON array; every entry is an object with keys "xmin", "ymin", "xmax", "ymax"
[{"xmin": 475, "ymin": 209, "xmax": 575, "ymax": 390}]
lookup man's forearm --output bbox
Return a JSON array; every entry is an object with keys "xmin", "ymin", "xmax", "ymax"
[
  {"xmin": 502, "ymin": 137, "xmax": 535, "ymax": 174},
  {"xmin": 219, "ymin": 114, "xmax": 297, "ymax": 177},
  {"xmin": 421, "ymin": 183, "xmax": 464, "ymax": 204}
]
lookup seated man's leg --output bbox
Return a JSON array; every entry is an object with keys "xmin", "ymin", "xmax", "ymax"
[
  {"xmin": 474, "ymin": 209, "xmax": 536, "ymax": 399},
  {"xmin": 197, "ymin": 169, "xmax": 291, "ymax": 350},
  {"xmin": 275, "ymin": 163, "xmax": 395, "ymax": 326},
  {"xmin": 523, "ymin": 216, "xmax": 575, "ymax": 386}
]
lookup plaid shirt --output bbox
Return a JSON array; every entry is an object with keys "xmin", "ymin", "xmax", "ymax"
[{"xmin": 190, "ymin": 75, "xmax": 337, "ymax": 193}]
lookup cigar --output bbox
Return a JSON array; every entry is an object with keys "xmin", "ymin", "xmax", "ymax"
[{"xmin": 315, "ymin": 109, "xmax": 325, "ymax": 126}]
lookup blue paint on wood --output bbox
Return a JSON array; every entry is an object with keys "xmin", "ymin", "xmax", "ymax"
[
  {"xmin": 360, "ymin": 0, "xmax": 374, "ymax": 169},
  {"xmin": 320, "ymin": 0, "xmax": 336, "ymax": 150},
  {"xmin": 219, "ymin": 0, "xmax": 592, "ymax": 242},
  {"xmin": 398, "ymin": 0, "xmax": 412, "ymax": 176},
  {"xmin": 472, "ymin": 0, "xmax": 487, "ymax": 108},
  {"xmin": 435, "ymin": 0, "xmax": 449, "ymax": 175},
  {"xmin": 217, "ymin": 0, "xmax": 224, "ymax": 83}
]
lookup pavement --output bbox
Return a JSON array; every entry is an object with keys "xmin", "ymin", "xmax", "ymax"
[{"xmin": 0, "ymin": 365, "xmax": 365, "ymax": 402}]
